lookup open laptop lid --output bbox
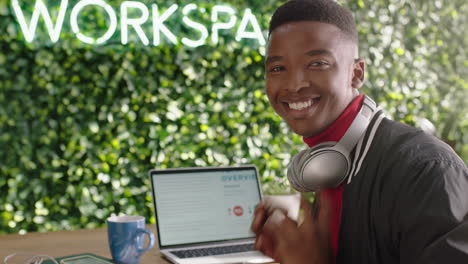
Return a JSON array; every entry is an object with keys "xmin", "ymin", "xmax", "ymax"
[{"xmin": 149, "ymin": 165, "xmax": 263, "ymax": 250}]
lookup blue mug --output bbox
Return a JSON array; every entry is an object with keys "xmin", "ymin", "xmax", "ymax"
[{"xmin": 107, "ymin": 215, "xmax": 155, "ymax": 264}]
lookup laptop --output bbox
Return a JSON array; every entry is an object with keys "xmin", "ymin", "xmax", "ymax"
[{"xmin": 149, "ymin": 165, "xmax": 274, "ymax": 264}]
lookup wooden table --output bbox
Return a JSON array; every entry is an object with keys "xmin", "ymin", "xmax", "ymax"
[
  {"xmin": 0, "ymin": 225, "xmax": 171, "ymax": 264},
  {"xmin": 0, "ymin": 226, "xmax": 279, "ymax": 264},
  {"xmin": 0, "ymin": 193, "xmax": 297, "ymax": 263}
]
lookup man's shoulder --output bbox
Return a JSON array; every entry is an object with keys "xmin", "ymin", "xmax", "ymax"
[{"xmin": 374, "ymin": 117, "xmax": 461, "ymax": 167}]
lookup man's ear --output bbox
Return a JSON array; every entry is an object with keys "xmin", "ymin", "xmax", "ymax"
[{"xmin": 351, "ymin": 58, "xmax": 365, "ymax": 89}]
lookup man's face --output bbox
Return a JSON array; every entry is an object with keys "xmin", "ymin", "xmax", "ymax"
[{"xmin": 265, "ymin": 21, "xmax": 363, "ymax": 138}]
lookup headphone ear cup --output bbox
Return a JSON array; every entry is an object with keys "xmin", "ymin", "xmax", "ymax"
[
  {"xmin": 301, "ymin": 148, "xmax": 350, "ymax": 189},
  {"xmin": 288, "ymin": 143, "xmax": 336, "ymax": 192},
  {"xmin": 287, "ymin": 149, "xmax": 309, "ymax": 192}
]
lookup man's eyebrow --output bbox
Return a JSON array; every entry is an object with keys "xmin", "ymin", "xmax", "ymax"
[
  {"xmin": 265, "ymin": 50, "xmax": 334, "ymax": 65},
  {"xmin": 306, "ymin": 49, "xmax": 333, "ymax": 57},
  {"xmin": 265, "ymin": 55, "xmax": 282, "ymax": 65}
]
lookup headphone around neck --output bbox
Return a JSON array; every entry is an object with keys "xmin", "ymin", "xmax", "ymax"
[{"xmin": 287, "ymin": 95, "xmax": 377, "ymax": 192}]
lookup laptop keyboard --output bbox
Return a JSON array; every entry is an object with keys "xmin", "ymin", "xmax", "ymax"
[{"xmin": 170, "ymin": 243, "xmax": 255, "ymax": 258}]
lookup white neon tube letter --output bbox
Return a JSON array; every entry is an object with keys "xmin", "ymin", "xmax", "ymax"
[
  {"xmin": 121, "ymin": 1, "xmax": 150, "ymax": 45},
  {"xmin": 211, "ymin": 5, "xmax": 236, "ymax": 45},
  {"xmin": 152, "ymin": 4, "xmax": 178, "ymax": 46},
  {"xmin": 70, "ymin": 0, "xmax": 117, "ymax": 44},
  {"xmin": 181, "ymin": 4, "xmax": 209, "ymax": 47},
  {"xmin": 11, "ymin": 0, "xmax": 68, "ymax": 43},
  {"xmin": 236, "ymin": 8, "xmax": 266, "ymax": 46}
]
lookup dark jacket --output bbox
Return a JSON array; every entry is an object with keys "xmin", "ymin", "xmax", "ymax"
[{"xmin": 337, "ymin": 110, "xmax": 468, "ymax": 263}]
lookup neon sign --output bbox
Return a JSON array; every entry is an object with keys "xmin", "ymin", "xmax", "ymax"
[{"xmin": 11, "ymin": 0, "xmax": 266, "ymax": 47}]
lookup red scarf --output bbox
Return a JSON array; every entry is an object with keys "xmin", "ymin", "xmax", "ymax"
[{"xmin": 303, "ymin": 94, "xmax": 364, "ymax": 259}]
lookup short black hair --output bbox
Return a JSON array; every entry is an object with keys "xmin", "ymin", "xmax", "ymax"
[{"xmin": 269, "ymin": 0, "xmax": 358, "ymax": 43}]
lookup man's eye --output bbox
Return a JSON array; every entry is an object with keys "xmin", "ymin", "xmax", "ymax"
[
  {"xmin": 309, "ymin": 61, "xmax": 329, "ymax": 67},
  {"xmin": 269, "ymin": 66, "xmax": 285, "ymax": 72}
]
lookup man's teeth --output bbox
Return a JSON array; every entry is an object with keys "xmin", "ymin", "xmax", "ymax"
[{"xmin": 288, "ymin": 100, "xmax": 313, "ymax": 110}]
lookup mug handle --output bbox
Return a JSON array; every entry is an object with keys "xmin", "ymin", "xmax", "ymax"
[{"xmin": 135, "ymin": 228, "xmax": 155, "ymax": 255}]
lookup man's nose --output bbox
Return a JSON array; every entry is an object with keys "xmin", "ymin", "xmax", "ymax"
[{"xmin": 288, "ymin": 71, "xmax": 309, "ymax": 93}]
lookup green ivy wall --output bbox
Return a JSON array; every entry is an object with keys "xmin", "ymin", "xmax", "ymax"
[{"xmin": 0, "ymin": 0, "xmax": 466, "ymax": 234}]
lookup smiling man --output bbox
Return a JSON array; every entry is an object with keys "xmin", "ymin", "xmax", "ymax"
[
  {"xmin": 265, "ymin": 19, "xmax": 361, "ymax": 139},
  {"xmin": 251, "ymin": 0, "xmax": 468, "ymax": 263}
]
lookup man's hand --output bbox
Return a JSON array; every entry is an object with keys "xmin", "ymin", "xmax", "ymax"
[{"xmin": 251, "ymin": 194, "xmax": 333, "ymax": 264}]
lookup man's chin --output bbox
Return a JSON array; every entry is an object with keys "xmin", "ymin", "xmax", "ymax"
[{"xmin": 289, "ymin": 125, "xmax": 322, "ymax": 138}]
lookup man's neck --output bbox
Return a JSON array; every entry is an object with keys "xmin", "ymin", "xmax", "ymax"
[{"xmin": 303, "ymin": 94, "xmax": 364, "ymax": 147}]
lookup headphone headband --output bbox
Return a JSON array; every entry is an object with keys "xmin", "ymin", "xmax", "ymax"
[{"xmin": 338, "ymin": 95, "xmax": 376, "ymax": 150}]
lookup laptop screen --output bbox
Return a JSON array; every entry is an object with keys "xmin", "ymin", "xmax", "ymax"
[{"xmin": 150, "ymin": 166, "xmax": 262, "ymax": 248}]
